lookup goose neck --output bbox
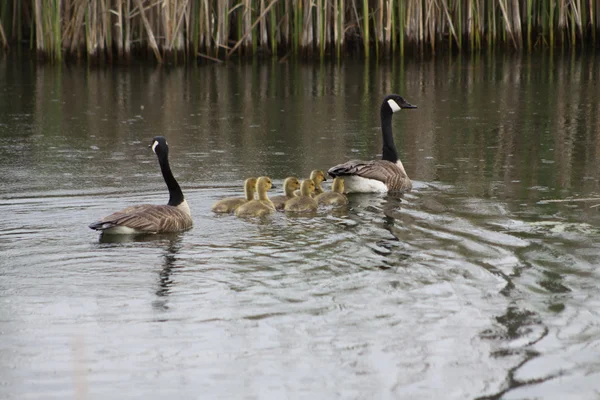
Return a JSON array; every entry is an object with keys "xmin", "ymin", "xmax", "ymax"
[
  {"xmin": 244, "ymin": 184, "xmax": 255, "ymax": 201},
  {"xmin": 380, "ymin": 109, "xmax": 398, "ymax": 163},
  {"xmin": 257, "ymin": 188, "xmax": 269, "ymax": 201},
  {"xmin": 158, "ymin": 153, "xmax": 184, "ymax": 206},
  {"xmin": 284, "ymin": 182, "xmax": 295, "ymax": 197}
]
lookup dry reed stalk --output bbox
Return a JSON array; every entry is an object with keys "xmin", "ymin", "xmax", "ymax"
[
  {"xmin": 133, "ymin": 0, "xmax": 162, "ymax": 62},
  {"xmin": 113, "ymin": 0, "xmax": 124, "ymax": 57},
  {"xmin": 0, "ymin": 19, "xmax": 7, "ymax": 48},
  {"xmin": 498, "ymin": 0, "xmax": 517, "ymax": 47},
  {"xmin": 362, "ymin": 0, "xmax": 369, "ymax": 57},
  {"xmin": 302, "ymin": 0, "xmax": 314, "ymax": 54},
  {"xmin": 228, "ymin": 0, "xmax": 280, "ymax": 58},
  {"xmin": 384, "ymin": 0, "xmax": 392, "ymax": 54},
  {"xmin": 260, "ymin": 0, "xmax": 268, "ymax": 49},
  {"xmin": 34, "ymin": 0, "xmax": 43, "ymax": 52},
  {"xmin": 243, "ymin": 0, "xmax": 252, "ymax": 53},
  {"xmin": 124, "ymin": 0, "xmax": 131, "ymax": 57}
]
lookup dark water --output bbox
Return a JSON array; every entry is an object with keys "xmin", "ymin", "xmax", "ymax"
[{"xmin": 1, "ymin": 53, "xmax": 600, "ymax": 399}]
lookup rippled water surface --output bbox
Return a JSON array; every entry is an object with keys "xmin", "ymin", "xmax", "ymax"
[{"xmin": 2, "ymin": 53, "xmax": 600, "ymax": 399}]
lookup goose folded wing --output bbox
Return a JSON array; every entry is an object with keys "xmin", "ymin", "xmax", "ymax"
[
  {"xmin": 328, "ymin": 160, "xmax": 401, "ymax": 183},
  {"xmin": 91, "ymin": 204, "xmax": 189, "ymax": 233}
]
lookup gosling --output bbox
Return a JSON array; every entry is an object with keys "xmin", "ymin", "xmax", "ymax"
[
  {"xmin": 315, "ymin": 177, "xmax": 348, "ymax": 207},
  {"xmin": 212, "ymin": 177, "xmax": 257, "ymax": 213},
  {"xmin": 285, "ymin": 179, "xmax": 318, "ymax": 213},
  {"xmin": 271, "ymin": 177, "xmax": 300, "ymax": 210},
  {"xmin": 235, "ymin": 176, "xmax": 276, "ymax": 217},
  {"xmin": 294, "ymin": 170, "xmax": 326, "ymax": 197}
]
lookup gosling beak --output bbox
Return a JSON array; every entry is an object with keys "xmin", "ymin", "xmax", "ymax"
[{"xmin": 271, "ymin": 184, "xmax": 277, "ymax": 189}]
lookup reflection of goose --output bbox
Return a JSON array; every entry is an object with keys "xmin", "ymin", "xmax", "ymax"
[
  {"xmin": 328, "ymin": 94, "xmax": 417, "ymax": 193},
  {"xmin": 285, "ymin": 179, "xmax": 318, "ymax": 212},
  {"xmin": 89, "ymin": 136, "xmax": 193, "ymax": 234},
  {"xmin": 315, "ymin": 177, "xmax": 348, "ymax": 207},
  {"xmin": 211, "ymin": 177, "xmax": 257, "ymax": 213},
  {"xmin": 271, "ymin": 177, "xmax": 300, "ymax": 210},
  {"xmin": 235, "ymin": 176, "xmax": 275, "ymax": 217}
]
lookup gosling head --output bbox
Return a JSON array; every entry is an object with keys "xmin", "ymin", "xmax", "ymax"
[
  {"xmin": 383, "ymin": 94, "xmax": 417, "ymax": 114},
  {"xmin": 310, "ymin": 170, "xmax": 326, "ymax": 184},
  {"xmin": 283, "ymin": 177, "xmax": 301, "ymax": 194},
  {"xmin": 300, "ymin": 179, "xmax": 316, "ymax": 196},
  {"xmin": 332, "ymin": 177, "xmax": 345, "ymax": 193},
  {"xmin": 256, "ymin": 176, "xmax": 274, "ymax": 192}
]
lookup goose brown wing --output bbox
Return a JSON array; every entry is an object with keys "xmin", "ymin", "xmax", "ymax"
[
  {"xmin": 328, "ymin": 159, "xmax": 396, "ymax": 182},
  {"xmin": 90, "ymin": 204, "xmax": 192, "ymax": 233},
  {"xmin": 328, "ymin": 160, "xmax": 411, "ymax": 191}
]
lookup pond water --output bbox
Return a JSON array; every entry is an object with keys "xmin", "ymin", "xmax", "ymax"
[{"xmin": 1, "ymin": 52, "xmax": 600, "ymax": 399}]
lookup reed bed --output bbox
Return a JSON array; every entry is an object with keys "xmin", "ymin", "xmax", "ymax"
[{"xmin": 1, "ymin": 0, "xmax": 599, "ymax": 63}]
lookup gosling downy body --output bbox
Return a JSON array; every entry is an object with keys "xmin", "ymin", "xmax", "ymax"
[
  {"xmin": 328, "ymin": 94, "xmax": 417, "ymax": 193},
  {"xmin": 212, "ymin": 177, "xmax": 257, "ymax": 213},
  {"xmin": 315, "ymin": 177, "xmax": 348, "ymax": 207},
  {"xmin": 285, "ymin": 179, "xmax": 318, "ymax": 213},
  {"xmin": 89, "ymin": 136, "xmax": 193, "ymax": 234},
  {"xmin": 235, "ymin": 176, "xmax": 276, "ymax": 217},
  {"xmin": 271, "ymin": 177, "xmax": 300, "ymax": 210}
]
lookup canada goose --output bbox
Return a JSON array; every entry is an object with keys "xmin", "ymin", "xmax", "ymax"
[
  {"xmin": 284, "ymin": 179, "xmax": 318, "ymax": 213},
  {"xmin": 315, "ymin": 177, "xmax": 348, "ymax": 207},
  {"xmin": 294, "ymin": 170, "xmax": 326, "ymax": 197},
  {"xmin": 235, "ymin": 176, "xmax": 276, "ymax": 217},
  {"xmin": 89, "ymin": 136, "xmax": 193, "ymax": 234},
  {"xmin": 328, "ymin": 94, "xmax": 417, "ymax": 193},
  {"xmin": 211, "ymin": 177, "xmax": 258, "ymax": 213},
  {"xmin": 271, "ymin": 177, "xmax": 300, "ymax": 210}
]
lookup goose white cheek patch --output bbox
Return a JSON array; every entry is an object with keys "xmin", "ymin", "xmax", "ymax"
[
  {"xmin": 387, "ymin": 99, "xmax": 401, "ymax": 112},
  {"xmin": 152, "ymin": 141, "xmax": 159, "ymax": 153}
]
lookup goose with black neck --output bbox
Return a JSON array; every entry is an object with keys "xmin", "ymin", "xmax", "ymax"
[
  {"xmin": 328, "ymin": 94, "xmax": 417, "ymax": 193},
  {"xmin": 89, "ymin": 136, "xmax": 193, "ymax": 235}
]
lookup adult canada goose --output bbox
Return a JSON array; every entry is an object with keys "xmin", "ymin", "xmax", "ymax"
[
  {"xmin": 235, "ymin": 176, "xmax": 276, "ymax": 217},
  {"xmin": 328, "ymin": 94, "xmax": 417, "ymax": 193},
  {"xmin": 294, "ymin": 170, "xmax": 326, "ymax": 197},
  {"xmin": 89, "ymin": 136, "xmax": 193, "ymax": 234},
  {"xmin": 211, "ymin": 177, "xmax": 258, "ymax": 213},
  {"xmin": 271, "ymin": 177, "xmax": 300, "ymax": 210},
  {"xmin": 315, "ymin": 177, "xmax": 348, "ymax": 207},
  {"xmin": 285, "ymin": 179, "xmax": 318, "ymax": 213}
]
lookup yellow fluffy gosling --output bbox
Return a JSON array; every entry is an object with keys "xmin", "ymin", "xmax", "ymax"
[
  {"xmin": 211, "ymin": 177, "xmax": 257, "ymax": 213},
  {"xmin": 271, "ymin": 177, "xmax": 301, "ymax": 210},
  {"xmin": 235, "ymin": 176, "xmax": 275, "ymax": 217},
  {"xmin": 294, "ymin": 170, "xmax": 326, "ymax": 197},
  {"xmin": 285, "ymin": 179, "xmax": 318, "ymax": 213},
  {"xmin": 315, "ymin": 177, "xmax": 348, "ymax": 207}
]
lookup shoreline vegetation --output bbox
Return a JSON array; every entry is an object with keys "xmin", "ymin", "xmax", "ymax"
[{"xmin": 0, "ymin": 1, "xmax": 599, "ymax": 63}]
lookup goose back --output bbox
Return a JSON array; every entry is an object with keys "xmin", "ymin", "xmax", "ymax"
[
  {"xmin": 89, "ymin": 201, "xmax": 193, "ymax": 234},
  {"xmin": 329, "ymin": 159, "xmax": 411, "ymax": 193}
]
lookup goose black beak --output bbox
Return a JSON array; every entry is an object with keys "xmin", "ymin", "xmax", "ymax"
[{"xmin": 403, "ymin": 102, "xmax": 417, "ymax": 109}]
